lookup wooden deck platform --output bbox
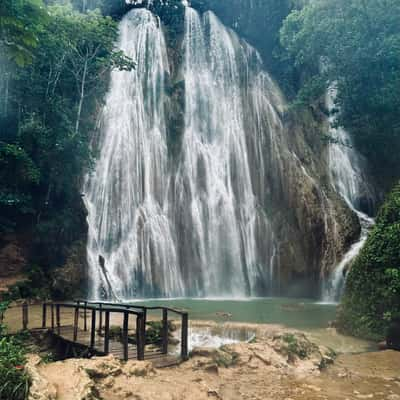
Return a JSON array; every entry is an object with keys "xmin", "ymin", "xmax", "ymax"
[
  {"xmin": 49, "ymin": 325, "xmax": 182, "ymax": 367},
  {"xmin": 8, "ymin": 300, "xmax": 189, "ymax": 368}
]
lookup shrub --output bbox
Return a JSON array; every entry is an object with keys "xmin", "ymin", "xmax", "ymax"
[
  {"xmin": 337, "ymin": 183, "xmax": 400, "ymax": 339},
  {"xmin": 0, "ymin": 302, "xmax": 30, "ymax": 400}
]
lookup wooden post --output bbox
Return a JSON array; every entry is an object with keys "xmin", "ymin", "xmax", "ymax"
[
  {"xmin": 162, "ymin": 309, "xmax": 168, "ymax": 354},
  {"xmin": 22, "ymin": 302, "xmax": 28, "ymax": 330},
  {"xmin": 56, "ymin": 304, "xmax": 61, "ymax": 335},
  {"xmin": 90, "ymin": 309, "xmax": 96, "ymax": 348},
  {"xmin": 143, "ymin": 308, "xmax": 147, "ymax": 346},
  {"xmin": 104, "ymin": 311, "xmax": 110, "ymax": 355},
  {"xmin": 123, "ymin": 311, "xmax": 129, "ymax": 361},
  {"xmin": 84, "ymin": 301, "xmax": 88, "ymax": 332},
  {"xmin": 42, "ymin": 303, "xmax": 47, "ymax": 328},
  {"xmin": 73, "ymin": 306, "xmax": 79, "ymax": 342},
  {"xmin": 181, "ymin": 313, "xmax": 188, "ymax": 360},
  {"xmin": 137, "ymin": 314, "xmax": 145, "ymax": 361},
  {"xmin": 98, "ymin": 303, "xmax": 103, "ymax": 334},
  {"xmin": 51, "ymin": 304, "xmax": 55, "ymax": 331}
]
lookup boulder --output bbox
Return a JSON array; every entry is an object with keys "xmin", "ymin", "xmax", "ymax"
[{"xmin": 26, "ymin": 355, "xmax": 57, "ymax": 400}]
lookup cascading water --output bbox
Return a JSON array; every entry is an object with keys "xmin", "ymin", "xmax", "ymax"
[
  {"xmin": 84, "ymin": 9, "xmax": 184, "ymax": 299},
  {"xmin": 322, "ymin": 86, "xmax": 374, "ymax": 302},
  {"xmin": 84, "ymin": 7, "xmax": 285, "ymax": 299},
  {"xmin": 173, "ymin": 8, "xmax": 279, "ymax": 297}
]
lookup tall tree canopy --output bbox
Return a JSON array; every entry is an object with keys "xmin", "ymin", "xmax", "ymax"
[
  {"xmin": 0, "ymin": 0, "xmax": 47, "ymax": 66},
  {"xmin": 280, "ymin": 0, "xmax": 400, "ymax": 180},
  {"xmin": 0, "ymin": 3, "xmax": 133, "ymax": 268}
]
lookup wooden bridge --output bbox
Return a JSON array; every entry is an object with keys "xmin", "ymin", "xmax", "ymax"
[{"xmin": 8, "ymin": 300, "xmax": 189, "ymax": 368}]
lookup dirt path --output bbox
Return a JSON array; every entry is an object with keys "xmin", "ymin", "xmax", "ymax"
[{"xmin": 26, "ymin": 326, "xmax": 400, "ymax": 400}]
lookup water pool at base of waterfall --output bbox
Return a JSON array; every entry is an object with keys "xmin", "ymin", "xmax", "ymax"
[
  {"xmin": 133, "ymin": 297, "xmax": 376, "ymax": 353},
  {"xmin": 131, "ymin": 297, "xmax": 336, "ymax": 330},
  {"xmin": 3, "ymin": 298, "xmax": 375, "ymax": 354}
]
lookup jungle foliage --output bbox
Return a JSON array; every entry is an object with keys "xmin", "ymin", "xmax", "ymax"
[
  {"xmin": 280, "ymin": 0, "xmax": 400, "ymax": 179},
  {"xmin": 0, "ymin": 2, "xmax": 133, "ymax": 271},
  {"xmin": 337, "ymin": 183, "xmax": 400, "ymax": 340}
]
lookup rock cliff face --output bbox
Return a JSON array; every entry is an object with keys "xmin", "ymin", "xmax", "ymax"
[{"xmin": 267, "ymin": 110, "xmax": 360, "ymax": 296}]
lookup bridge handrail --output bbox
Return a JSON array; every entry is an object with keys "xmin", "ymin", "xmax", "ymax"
[
  {"xmin": 44, "ymin": 301, "xmax": 144, "ymax": 316},
  {"xmin": 74, "ymin": 299, "xmax": 188, "ymax": 316},
  {"xmin": 4, "ymin": 299, "xmax": 189, "ymax": 361}
]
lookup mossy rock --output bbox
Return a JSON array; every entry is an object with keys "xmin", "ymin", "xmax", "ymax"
[{"xmin": 279, "ymin": 333, "xmax": 319, "ymax": 361}]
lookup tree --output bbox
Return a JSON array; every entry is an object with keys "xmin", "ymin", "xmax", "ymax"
[
  {"xmin": 45, "ymin": 6, "xmax": 134, "ymax": 136},
  {"xmin": 0, "ymin": 0, "xmax": 47, "ymax": 66},
  {"xmin": 280, "ymin": 0, "xmax": 400, "ymax": 179},
  {"xmin": 0, "ymin": 3, "xmax": 133, "ymax": 269}
]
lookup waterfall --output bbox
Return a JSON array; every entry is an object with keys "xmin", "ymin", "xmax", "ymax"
[
  {"xmin": 84, "ymin": 9, "xmax": 184, "ymax": 299},
  {"xmin": 322, "ymin": 86, "xmax": 374, "ymax": 302},
  {"xmin": 174, "ymin": 8, "xmax": 279, "ymax": 297},
  {"xmin": 84, "ymin": 7, "xmax": 284, "ymax": 299}
]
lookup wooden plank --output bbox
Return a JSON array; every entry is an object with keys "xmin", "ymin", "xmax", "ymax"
[
  {"xmin": 42, "ymin": 303, "xmax": 47, "ymax": 328},
  {"xmin": 51, "ymin": 304, "xmax": 54, "ymax": 330},
  {"xmin": 181, "ymin": 313, "xmax": 188, "ymax": 360},
  {"xmin": 84, "ymin": 302, "xmax": 88, "ymax": 331},
  {"xmin": 104, "ymin": 311, "xmax": 110, "ymax": 355},
  {"xmin": 123, "ymin": 311, "xmax": 129, "ymax": 361},
  {"xmin": 90, "ymin": 309, "xmax": 96, "ymax": 348},
  {"xmin": 56, "ymin": 305, "xmax": 61, "ymax": 335},
  {"xmin": 98, "ymin": 303, "xmax": 103, "ymax": 335},
  {"xmin": 136, "ymin": 315, "xmax": 145, "ymax": 361},
  {"xmin": 73, "ymin": 306, "xmax": 79, "ymax": 341},
  {"xmin": 22, "ymin": 302, "xmax": 28, "ymax": 330},
  {"xmin": 162, "ymin": 309, "xmax": 168, "ymax": 354}
]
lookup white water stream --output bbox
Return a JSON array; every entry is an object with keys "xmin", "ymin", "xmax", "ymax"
[
  {"xmin": 84, "ymin": 9, "xmax": 184, "ymax": 299},
  {"xmin": 322, "ymin": 86, "xmax": 374, "ymax": 302}
]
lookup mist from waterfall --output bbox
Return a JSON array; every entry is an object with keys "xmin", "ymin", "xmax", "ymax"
[
  {"xmin": 322, "ymin": 86, "xmax": 374, "ymax": 302},
  {"xmin": 84, "ymin": 7, "xmax": 285, "ymax": 299}
]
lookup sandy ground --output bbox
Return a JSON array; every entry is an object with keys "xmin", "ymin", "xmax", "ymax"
[
  {"xmin": 282, "ymin": 351, "xmax": 400, "ymax": 400},
  {"xmin": 25, "ymin": 324, "xmax": 400, "ymax": 400}
]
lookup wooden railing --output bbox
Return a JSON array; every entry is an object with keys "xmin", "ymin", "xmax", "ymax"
[
  {"xmin": 74, "ymin": 300, "xmax": 189, "ymax": 360},
  {"xmin": 2, "ymin": 300, "xmax": 189, "ymax": 361},
  {"xmin": 38, "ymin": 300, "xmax": 189, "ymax": 360}
]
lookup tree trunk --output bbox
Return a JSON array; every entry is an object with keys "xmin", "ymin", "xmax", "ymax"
[
  {"xmin": 4, "ymin": 73, "xmax": 9, "ymax": 117},
  {"xmin": 75, "ymin": 56, "xmax": 88, "ymax": 136}
]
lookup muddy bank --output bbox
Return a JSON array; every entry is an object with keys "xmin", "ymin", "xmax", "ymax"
[{"xmin": 25, "ymin": 324, "xmax": 400, "ymax": 400}]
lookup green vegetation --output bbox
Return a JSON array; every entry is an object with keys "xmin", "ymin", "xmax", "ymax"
[
  {"xmin": 0, "ymin": 302, "xmax": 30, "ymax": 400},
  {"xmin": 281, "ymin": 333, "xmax": 317, "ymax": 360},
  {"xmin": 280, "ymin": 0, "xmax": 400, "ymax": 179},
  {"xmin": 0, "ymin": 1, "xmax": 133, "ymax": 298},
  {"xmin": 145, "ymin": 320, "xmax": 177, "ymax": 345},
  {"xmin": 3, "ymin": 266, "xmax": 50, "ymax": 301},
  {"xmin": 213, "ymin": 346, "xmax": 239, "ymax": 368},
  {"xmin": 337, "ymin": 183, "xmax": 400, "ymax": 339},
  {"xmin": 0, "ymin": 0, "xmax": 47, "ymax": 67}
]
